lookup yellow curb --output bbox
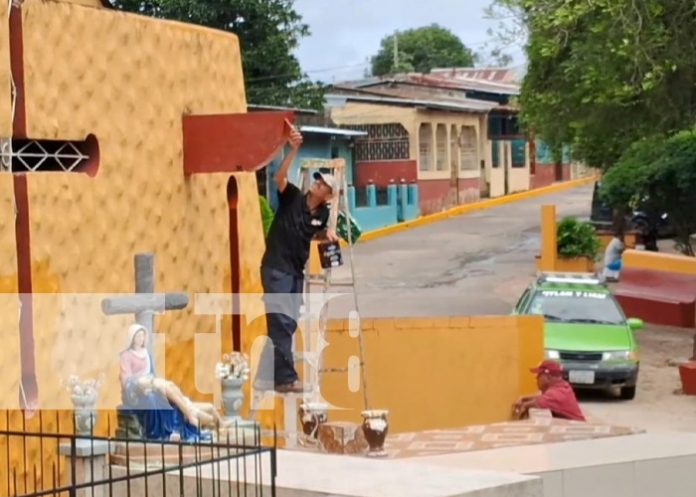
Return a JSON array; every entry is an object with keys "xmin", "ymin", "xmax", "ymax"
[{"xmin": 346, "ymin": 175, "xmax": 598, "ymax": 245}]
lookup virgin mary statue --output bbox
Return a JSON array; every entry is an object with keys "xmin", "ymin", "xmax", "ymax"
[{"xmin": 119, "ymin": 323, "xmax": 207, "ymax": 441}]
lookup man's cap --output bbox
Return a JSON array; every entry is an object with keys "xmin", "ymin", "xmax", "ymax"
[
  {"xmin": 530, "ymin": 360, "xmax": 563, "ymax": 376},
  {"xmin": 313, "ymin": 171, "xmax": 338, "ymax": 193}
]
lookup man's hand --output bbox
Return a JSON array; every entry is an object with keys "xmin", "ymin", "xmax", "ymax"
[
  {"xmin": 275, "ymin": 125, "xmax": 303, "ymax": 193},
  {"xmin": 288, "ymin": 126, "xmax": 303, "ymax": 150},
  {"xmin": 325, "ymin": 228, "xmax": 339, "ymax": 243}
]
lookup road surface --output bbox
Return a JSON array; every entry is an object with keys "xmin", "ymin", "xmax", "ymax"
[{"xmin": 328, "ymin": 185, "xmax": 593, "ymax": 317}]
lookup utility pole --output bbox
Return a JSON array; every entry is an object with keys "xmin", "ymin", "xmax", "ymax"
[{"xmin": 392, "ymin": 30, "xmax": 399, "ymax": 72}]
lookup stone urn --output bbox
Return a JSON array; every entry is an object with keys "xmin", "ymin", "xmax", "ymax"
[
  {"xmin": 361, "ymin": 410, "xmax": 389, "ymax": 458},
  {"xmin": 221, "ymin": 376, "xmax": 245, "ymax": 421},
  {"xmin": 299, "ymin": 402, "xmax": 328, "ymax": 446},
  {"xmin": 65, "ymin": 375, "xmax": 102, "ymax": 437}
]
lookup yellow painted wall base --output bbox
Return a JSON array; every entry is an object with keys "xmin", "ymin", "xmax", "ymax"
[
  {"xmin": 623, "ymin": 249, "xmax": 696, "ymax": 275},
  {"xmin": 264, "ymin": 316, "xmax": 544, "ymax": 438}
]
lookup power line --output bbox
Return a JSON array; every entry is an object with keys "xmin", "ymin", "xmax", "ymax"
[{"xmin": 247, "ymin": 61, "xmax": 370, "ymax": 83}]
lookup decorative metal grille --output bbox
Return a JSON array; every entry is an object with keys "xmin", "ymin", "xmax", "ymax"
[
  {"xmin": 343, "ymin": 123, "xmax": 409, "ymax": 161},
  {"xmin": 0, "ymin": 138, "xmax": 91, "ymax": 173}
]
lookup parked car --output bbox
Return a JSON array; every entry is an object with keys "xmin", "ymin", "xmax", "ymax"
[{"xmin": 513, "ymin": 273, "xmax": 644, "ymax": 400}]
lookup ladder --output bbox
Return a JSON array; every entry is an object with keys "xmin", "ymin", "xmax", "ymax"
[{"xmin": 299, "ymin": 157, "xmax": 369, "ymax": 397}]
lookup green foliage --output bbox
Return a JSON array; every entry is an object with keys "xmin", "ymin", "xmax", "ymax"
[
  {"xmin": 557, "ymin": 217, "xmax": 601, "ymax": 260},
  {"xmin": 490, "ymin": 0, "xmax": 696, "ymax": 169},
  {"xmin": 259, "ymin": 196, "xmax": 274, "ymax": 238},
  {"xmin": 371, "ymin": 24, "xmax": 475, "ymax": 76},
  {"xmin": 601, "ymin": 128, "xmax": 696, "ymax": 255},
  {"xmin": 112, "ymin": 0, "xmax": 326, "ymax": 109}
]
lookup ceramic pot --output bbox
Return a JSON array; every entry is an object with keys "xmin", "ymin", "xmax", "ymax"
[
  {"xmin": 361, "ymin": 410, "xmax": 388, "ymax": 457},
  {"xmin": 299, "ymin": 403, "xmax": 328, "ymax": 445}
]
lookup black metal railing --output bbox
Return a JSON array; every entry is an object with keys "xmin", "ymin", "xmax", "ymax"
[{"xmin": 1, "ymin": 411, "xmax": 276, "ymax": 497}]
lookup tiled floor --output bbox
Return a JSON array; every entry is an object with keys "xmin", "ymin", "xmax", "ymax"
[
  {"xmin": 288, "ymin": 413, "xmax": 645, "ymax": 460},
  {"xmin": 380, "ymin": 417, "xmax": 645, "ymax": 459}
]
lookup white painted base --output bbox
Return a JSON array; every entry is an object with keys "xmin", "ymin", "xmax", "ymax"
[{"xmin": 411, "ymin": 432, "xmax": 696, "ymax": 497}]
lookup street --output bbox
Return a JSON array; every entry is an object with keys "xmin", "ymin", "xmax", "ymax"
[
  {"xmin": 327, "ymin": 184, "xmax": 696, "ymax": 434},
  {"xmin": 330, "ymin": 185, "xmax": 592, "ymax": 317}
]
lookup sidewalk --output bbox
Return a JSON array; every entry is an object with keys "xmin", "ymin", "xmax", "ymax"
[{"xmin": 352, "ymin": 176, "xmax": 597, "ymax": 245}]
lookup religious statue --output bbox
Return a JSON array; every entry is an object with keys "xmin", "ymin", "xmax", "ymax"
[{"xmin": 119, "ymin": 323, "xmax": 226, "ymax": 441}]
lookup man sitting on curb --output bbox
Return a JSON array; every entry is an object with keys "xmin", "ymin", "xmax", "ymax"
[{"xmin": 513, "ymin": 360, "xmax": 586, "ymax": 422}]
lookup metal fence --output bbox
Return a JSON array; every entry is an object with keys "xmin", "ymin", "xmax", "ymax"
[{"xmin": 1, "ymin": 412, "xmax": 276, "ymax": 497}]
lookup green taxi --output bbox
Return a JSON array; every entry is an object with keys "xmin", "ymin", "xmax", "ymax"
[{"xmin": 513, "ymin": 273, "xmax": 644, "ymax": 400}]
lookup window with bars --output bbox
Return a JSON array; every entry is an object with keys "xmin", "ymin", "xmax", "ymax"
[
  {"xmin": 343, "ymin": 123, "xmax": 409, "ymax": 161},
  {"xmin": 0, "ymin": 136, "xmax": 99, "ymax": 176}
]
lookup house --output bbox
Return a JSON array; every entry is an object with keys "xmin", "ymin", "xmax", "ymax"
[
  {"xmin": 327, "ymin": 79, "xmax": 499, "ymax": 215},
  {"xmin": 326, "ymin": 71, "xmax": 544, "ymax": 214},
  {"xmin": 430, "ymin": 68, "xmax": 591, "ymax": 189}
]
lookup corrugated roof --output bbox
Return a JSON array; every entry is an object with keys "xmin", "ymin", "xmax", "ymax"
[
  {"xmin": 337, "ymin": 73, "xmax": 519, "ymax": 97},
  {"xmin": 325, "ymin": 92, "xmax": 498, "ymax": 113},
  {"xmin": 247, "ymin": 103, "xmax": 319, "ymax": 114},
  {"xmin": 430, "ymin": 67, "xmax": 520, "ymax": 83}
]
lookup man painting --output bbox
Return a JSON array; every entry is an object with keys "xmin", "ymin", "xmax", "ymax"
[{"xmin": 258, "ymin": 126, "xmax": 339, "ymax": 393}]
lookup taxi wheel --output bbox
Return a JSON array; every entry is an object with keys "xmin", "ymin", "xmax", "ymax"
[{"xmin": 620, "ymin": 386, "xmax": 636, "ymax": 400}]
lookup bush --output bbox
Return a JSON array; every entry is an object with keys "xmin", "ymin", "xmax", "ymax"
[
  {"xmin": 259, "ymin": 196, "xmax": 274, "ymax": 238},
  {"xmin": 557, "ymin": 217, "xmax": 601, "ymax": 260}
]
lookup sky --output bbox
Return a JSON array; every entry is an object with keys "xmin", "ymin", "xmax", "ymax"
[{"xmin": 292, "ymin": 0, "xmax": 526, "ymax": 83}]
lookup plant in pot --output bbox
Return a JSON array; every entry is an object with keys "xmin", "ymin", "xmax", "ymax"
[{"xmin": 556, "ymin": 217, "xmax": 601, "ymax": 272}]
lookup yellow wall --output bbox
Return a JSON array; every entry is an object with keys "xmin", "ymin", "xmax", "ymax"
[
  {"xmin": 307, "ymin": 316, "xmax": 543, "ymax": 434},
  {"xmin": 413, "ymin": 109, "xmax": 483, "ymax": 182},
  {"xmin": 1, "ymin": 1, "xmax": 271, "ymax": 490},
  {"xmin": 622, "ymin": 249, "xmax": 696, "ymax": 275},
  {"xmin": 0, "ymin": 0, "xmax": 268, "ymax": 421},
  {"xmin": 331, "ymin": 102, "xmax": 416, "ymax": 139}
]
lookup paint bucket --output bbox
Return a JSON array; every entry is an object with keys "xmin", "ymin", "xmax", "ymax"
[{"xmin": 318, "ymin": 241, "xmax": 343, "ymax": 269}]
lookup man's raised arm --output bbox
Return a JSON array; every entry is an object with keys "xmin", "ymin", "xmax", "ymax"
[{"xmin": 274, "ymin": 125, "xmax": 303, "ymax": 193}]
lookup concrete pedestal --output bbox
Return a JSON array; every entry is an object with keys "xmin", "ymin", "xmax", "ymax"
[{"xmin": 59, "ymin": 439, "xmax": 111, "ymax": 497}]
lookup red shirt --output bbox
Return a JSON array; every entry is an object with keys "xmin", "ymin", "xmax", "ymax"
[{"xmin": 535, "ymin": 380, "xmax": 586, "ymax": 421}]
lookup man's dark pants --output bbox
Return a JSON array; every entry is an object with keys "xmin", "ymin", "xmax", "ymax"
[{"xmin": 259, "ymin": 266, "xmax": 304, "ymax": 387}]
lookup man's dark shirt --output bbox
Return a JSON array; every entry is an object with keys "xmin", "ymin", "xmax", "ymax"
[{"xmin": 261, "ymin": 183, "xmax": 329, "ymax": 276}]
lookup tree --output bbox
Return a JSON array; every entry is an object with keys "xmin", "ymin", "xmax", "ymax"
[
  {"xmin": 489, "ymin": 0, "xmax": 696, "ymax": 169},
  {"xmin": 111, "ymin": 0, "xmax": 326, "ymax": 109},
  {"xmin": 371, "ymin": 24, "xmax": 475, "ymax": 76},
  {"xmin": 601, "ymin": 129, "xmax": 696, "ymax": 255}
]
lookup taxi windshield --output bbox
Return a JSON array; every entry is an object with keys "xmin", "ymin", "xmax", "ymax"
[{"xmin": 529, "ymin": 289, "xmax": 625, "ymax": 325}]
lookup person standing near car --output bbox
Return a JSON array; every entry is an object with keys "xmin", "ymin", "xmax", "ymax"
[
  {"xmin": 603, "ymin": 227, "xmax": 625, "ymax": 280},
  {"xmin": 513, "ymin": 360, "xmax": 586, "ymax": 422}
]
